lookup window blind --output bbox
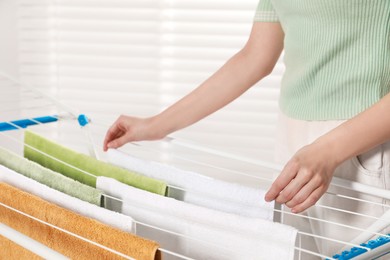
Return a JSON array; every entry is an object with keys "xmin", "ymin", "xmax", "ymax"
[{"xmin": 18, "ymin": 0, "xmax": 284, "ymax": 172}]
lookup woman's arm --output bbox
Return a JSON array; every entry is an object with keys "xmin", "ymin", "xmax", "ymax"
[
  {"xmin": 104, "ymin": 22, "xmax": 284, "ymax": 150},
  {"xmin": 266, "ymin": 92, "xmax": 390, "ymax": 213}
]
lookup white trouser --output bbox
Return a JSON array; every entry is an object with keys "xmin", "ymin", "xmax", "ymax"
[{"xmin": 275, "ymin": 111, "xmax": 390, "ymax": 259}]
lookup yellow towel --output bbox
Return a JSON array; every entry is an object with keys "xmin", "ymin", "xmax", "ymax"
[
  {"xmin": 0, "ymin": 182, "xmax": 161, "ymax": 260},
  {"xmin": 0, "ymin": 234, "xmax": 42, "ymax": 260}
]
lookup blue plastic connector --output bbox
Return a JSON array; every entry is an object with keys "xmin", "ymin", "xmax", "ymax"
[
  {"xmin": 330, "ymin": 234, "xmax": 390, "ymax": 260},
  {"xmin": 332, "ymin": 247, "xmax": 367, "ymax": 260},
  {"xmin": 0, "ymin": 115, "xmax": 58, "ymax": 132},
  {"xmin": 77, "ymin": 114, "xmax": 89, "ymax": 127}
]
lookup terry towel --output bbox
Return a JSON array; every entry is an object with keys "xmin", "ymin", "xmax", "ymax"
[
  {"xmin": 24, "ymin": 131, "xmax": 166, "ymax": 195},
  {"xmin": 0, "ymin": 222, "xmax": 67, "ymax": 260},
  {"xmin": 0, "ymin": 147, "xmax": 102, "ymax": 206},
  {"xmin": 107, "ymin": 149, "xmax": 274, "ymax": 220},
  {"xmin": 0, "ymin": 164, "xmax": 134, "ymax": 233},
  {"xmin": 0, "ymin": 234, "xmax": 42, "ymax": 260},
  {"xmin": 98, "ymin": 176, "xmax": 297, "ymax": 260},
  {"xmin": 0, "ymin": 182, "xmax": 161, "ymax": 260}
]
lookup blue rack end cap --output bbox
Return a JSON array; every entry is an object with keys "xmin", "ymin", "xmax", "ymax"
[
  {"xmin": 77, "ymin": 114, "xmax": 90, "ymax": 127},
  {"xmin": 330, "ymin": 234, "xmax": 390, "ymax": 260}
]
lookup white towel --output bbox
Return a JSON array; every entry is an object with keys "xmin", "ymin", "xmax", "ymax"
[
  {"xmin": 0, "ymin": 165, "xmax": 134, "ymax": 233},
  {"xmin": 107, "ymin": 149, "xmax": 274, "ymax": 220},
  {"xmin": 97, "ymin": 176, "xmax": 297, "ymax": 260}
]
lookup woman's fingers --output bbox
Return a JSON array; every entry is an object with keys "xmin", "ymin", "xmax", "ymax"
[
  {"xmin": 275, "ymin": 171, "xmax": 310, "ymax": 204},
  {"xmin": 265, "ymin": 143, "xmax": 337, "ymax": 213},
  {"xmin": 103, "ymin": 115, "xmax": 159, "ymax": 151},
  {"xmin": 285, "ymin": 178, "xmax": 319, "ymax": 209},
  {"xmin": 103, "ymin": 116, "xmax": 130, "ymax": 150},
  {"xmin": 107, "ymin": 134, "xmax": 130, "ymax": 149},
  {"xmin": 272, "ymin": 168, "xmax": 331, "ymax": 213},
  {"xmin": 270, "ymin": 170, "xmax": 331, "ymax": 213},
  {"xmin": 290, "ymin": 186, "xmax": 325, "ymax": 213},
  {"xmin": 104, "ymin": 125, "xmax": 120, "ymax": 151},
  {"xmin": 265, "ymin": 160, "xmax": 299, "ymax": 202}
]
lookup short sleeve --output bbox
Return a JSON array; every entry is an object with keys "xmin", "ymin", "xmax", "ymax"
[{"xmin": 253, "ymin": 0, "xmax": 279, "ymax": 22}]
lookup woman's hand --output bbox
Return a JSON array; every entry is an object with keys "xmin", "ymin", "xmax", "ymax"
[
  {"xmin": 266, "ymin": 92, "xmax": 390, "ymax": 213},
  {"xmin": 265, "ymin": 141, "xmax": 339, "ymax": 213},
  {"xmin": 103, "ymin": 115, "xmax": 163, "ymax": 151}
]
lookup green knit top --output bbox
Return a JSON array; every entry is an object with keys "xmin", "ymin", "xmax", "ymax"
[{"xmin": 254, "ymin": 0, "xmax": 390, "ymax": 120}]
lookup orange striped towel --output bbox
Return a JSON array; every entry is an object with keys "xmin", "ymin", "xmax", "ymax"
[{"xmin": 0, "ymin": 182, "xmax": 161, "ymax": 260}]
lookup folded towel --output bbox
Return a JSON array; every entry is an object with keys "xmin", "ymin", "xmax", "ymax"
[
  {"xmin": 98, "ymin": 176, "xmax": 297, "ymax": 260},
  {"xmin": 0, "ymin": 164, "xmax": 134, "ymax": 233},
  {"xmin": 107, "ymin": 149, "xmax": 274, "ymax": 220},
  {"xmin": 0, "ymin": 182, "xmax": 161, "ymax": 260},
  {"xmin": 0, "ymin": 147, "xmax": 102, "ymax": 206},
  {"xmin": 24, "ymin": 131, "xmax": 166, "ymax": 195},
  {"xmin": 0, "ymin": 234, "xmax": 42, "ymax": 260}
]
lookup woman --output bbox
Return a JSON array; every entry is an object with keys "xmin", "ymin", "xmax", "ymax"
[{"xmin": 104, "ymin": 0, "xmax": 390, "ymax": 257}]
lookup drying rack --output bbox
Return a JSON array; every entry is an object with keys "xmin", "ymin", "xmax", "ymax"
[{"xmin": 1, "ymin": 71, "xmax": 390, "ymax": 260}]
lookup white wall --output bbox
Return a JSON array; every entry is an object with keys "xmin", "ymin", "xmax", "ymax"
[{"xmin": 0, "ymin": 0, "xmax": 18, "ymax": 76}]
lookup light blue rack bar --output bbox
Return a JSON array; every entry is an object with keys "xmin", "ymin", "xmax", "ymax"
[
  {"xmin": 330, "ymin": 234, "xmax": 390, "ymax": 260},
  {"xmin": 0, "ymin": 116, "xmax": 59, "ymax": 132}
]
